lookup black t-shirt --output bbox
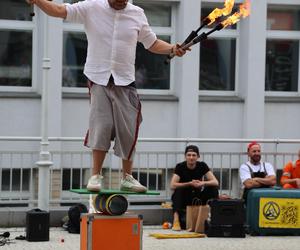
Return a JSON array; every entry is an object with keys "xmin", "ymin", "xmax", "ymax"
[{"xmin": 174, "ymin": 161, "xmax": 210, "ymax": 183}]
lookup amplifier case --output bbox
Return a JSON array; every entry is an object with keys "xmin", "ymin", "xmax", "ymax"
[
  {"xmin": 26, "ymin": 209, "xmax": 50, "ymax": 242},
  {"xmin": 209, "ymin": 199, "xmax": 245, "ymax": 225}
]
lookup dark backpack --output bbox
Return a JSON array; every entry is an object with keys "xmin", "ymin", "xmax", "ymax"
[{"xmin": 67, "ymin": 203, "xmax": 88, "ymax": 234}]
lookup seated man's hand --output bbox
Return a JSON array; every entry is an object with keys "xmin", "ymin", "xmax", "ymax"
[
  {"xmin": 191, "ymin": 179, "xmax": 205, "ymax": 188},
  {"xmin": 295, "ymin": 178, "xmax": 300, "ymax": 188}
]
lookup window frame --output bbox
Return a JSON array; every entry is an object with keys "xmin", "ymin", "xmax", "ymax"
[
  {"xmin": 198, "ymin": 29, "xmax": 239, "ymax": 96},
  {"xmin": 265, "ymin": 1, "xmax": 300, "ymax": 97},
  {"xmin": 198, "ymin": 0, "xmax": 240, "ymax": 96},
  {"xmin": 0, "ymin": 19, "xmax": 37, "ymax": 92},
  {"xmin": 62, "ymin": 0, "xmax": 177, "ymax": 95}
]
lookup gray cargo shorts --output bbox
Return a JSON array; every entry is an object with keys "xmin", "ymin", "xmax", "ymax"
[{"xmin": 84, "ymin": 80, "xmax": 142, "ymax": 161}]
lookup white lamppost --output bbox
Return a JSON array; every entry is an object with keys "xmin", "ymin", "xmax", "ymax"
[{"xmin": 36, "ymin": 8, "xmax": 53, "ymax": 211}]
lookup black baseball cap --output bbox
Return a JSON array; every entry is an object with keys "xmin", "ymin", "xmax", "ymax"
[{"xmin": 185, "ymin": 145, "xmax": 200, "ymax": 156}]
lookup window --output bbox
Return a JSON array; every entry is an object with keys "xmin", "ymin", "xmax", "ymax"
[
  {"xmin": 200, "ymin": 38, "xmax": 236, "ymax": 91},
  {"xmin": 133, "ymin": 1, "xmax": 174, "ymax": 91},
  {"xmin": 132, "ymin": 171, "xmax": 163, "ymax": 190},
  {"xmin": 265, "ymin": 40, "xmax": 299, "ymax": 92},
  {"xmin": 199, "ymin": 2, "xmax": 238, "ymax": 91},
  {"xmin": 0, "ymin": 1, "xmax": 33, "ymax": 88},
  {"xmin": 135, "ymin": 36, "xmax": 170, "ymax": 90},
  {"xmin": 62, "ymin": 1, "xmax": 174, "ymax": 91},
  {"xmin": 62, "ymin": 168, "xmax": 88, "ymax": 190},
  {"xmin": 266, "ymin": 4, "xmax": 300, "ymax": 92},
  {"xmin": 63, "ymin": 32, "xmax": 87, "ymax": 87},
  {"xmin": 213, "ymin": 169, "xmax": 230, "ymax": 190},
  {"xmin": 0, "ymin": 0, "xmax": 33, "ymax": 21},
  {"xmin": 1, "ymin": 168, "xmax": 30, "ymax": 191},
  {"xmin": 267, "ymin": 5, "xmax": 300, "ymax": 31}
]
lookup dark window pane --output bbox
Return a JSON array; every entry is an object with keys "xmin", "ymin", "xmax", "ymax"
[
  {"xmin": 62, "ymin": 32, "xmax": 87, "ymax": 87},
  {"xmin": 201, "ymin": 2, "xmax": 237, "ymax": 30},
  {"xmin": 200, "ymin": 38, "xmax": 236, "ymax": 91},
  {"xmin": 62, "ymin": 169, "xmax": 70, "ymax": 190},
  {"xmin": 0, "ymin": 0, "xmax": 33, "ymax": 21},
  {"xmin": 135, "ymin": 35, "xmax": 170, "ymax": 90},
  {"xmin": 132, "ymin": 172, "xmax": 162, "ymax": 190},
  {"xmin": 267, "ymin": 5, "xmax": 300, "ymax": 31},
  {"xmin": 265, "ymin": 40, "xmax": 299, "ymax": 91},
  {"xmin": 0, "ymin": 31, "xmax": 32, "ymax": 87},
  {"xmin": 133, "ymin": 1, "xmax": 171, "ymax": 27},
  {"xmin": 22, "ymin": 169, "xmax": 30, "ymax": 191},
  {"xmin": 1, "ymin": 169, "xmax": 10, "ymax": 191},
  {"xmin": 62, "ymin": 169, "xmax": 82, "ymax": 190},
  {"xmin": 213, "ymin": 169, "xmax": 229, "ymax": 190},
  {"xmin": 12, "ymin": 169, "xmax": 20, "ymax": 191}
]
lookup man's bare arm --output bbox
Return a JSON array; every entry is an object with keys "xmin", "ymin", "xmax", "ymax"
[
  {"xmin": 243, "ymin": 178, "xmax": 262, "ymax": 189},
  {"xmin": 148, "ymin": 39, "xmax": 187, "ymax": 57},
  {"xmin": 254, "ymin": 175, "xmax": 276, "ymax": 186},
  {"xmin": 27, "ymin": 0, "xmax": 67, "ymax": 18}
]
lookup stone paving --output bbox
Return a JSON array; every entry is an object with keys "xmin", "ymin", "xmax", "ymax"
[{"xmin": 0, "ymin": 226, "xmax": 299, "ymax": 250}]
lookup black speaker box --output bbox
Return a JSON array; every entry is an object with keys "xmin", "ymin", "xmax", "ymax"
[
  {"xmin": 208, "ymin": 199, "xmax": 245, "ymax": 225},
  {"xmin": 205, "ymin": 222, "xmax": 246, "ymax": 238},
  {"xmin": 26, "ymin": 208, "xmax": 50, "ymax": 242}
]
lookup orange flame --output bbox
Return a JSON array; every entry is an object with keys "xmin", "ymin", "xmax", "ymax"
[
  {"xmin": 206, "ymin": 0, "xmax": 235, "ymax": 25},
  {"xmin": 221, "ymin": 0, "xmax": 251, "ymax": 28}
]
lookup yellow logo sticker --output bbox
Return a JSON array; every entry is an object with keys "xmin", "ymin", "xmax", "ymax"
[{"xmin": 259, "ymin": 198, "xmax": 300, "ymax": 228}]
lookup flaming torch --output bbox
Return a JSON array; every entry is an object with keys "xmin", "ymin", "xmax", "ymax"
[
  {"xmin": 165, "ymin": 0, "xmax": 235, "ymax": 64},
  {"xmin": 166, "ymin": 0, "xmax": 250, "ymax": 64}
]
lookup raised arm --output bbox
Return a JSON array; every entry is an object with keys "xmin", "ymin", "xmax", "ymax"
[{"xmin": 27, "ymin": 0, "xmax": 67, "ymax": 18}]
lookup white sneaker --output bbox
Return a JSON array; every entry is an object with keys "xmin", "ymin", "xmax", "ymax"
[
  {"xmin": 87, "ymin": 175, "xmax": 103, "ymax": 192},
  {"xmin": 120, "ymin": 174, "xmax": 147, "ymax": 193}
]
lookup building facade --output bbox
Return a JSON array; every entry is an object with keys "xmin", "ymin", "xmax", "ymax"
[{"xmin": 0, "ymin": 0, "xmax": 300, "ymax": 200}]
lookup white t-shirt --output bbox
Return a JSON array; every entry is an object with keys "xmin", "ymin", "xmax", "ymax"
[
  {"xmin": 239, "ymin": 161, "xmax": 276, "ymax": 188},
  {"xmin": 65, "ymin": 0, "xmax": 157, "ymax": 86}
]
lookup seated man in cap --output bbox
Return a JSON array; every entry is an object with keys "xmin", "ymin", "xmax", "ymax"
[
  {"xmin": 239, "ymin": 142, "xmax": 276, "ymax": 204},
  {"xmin": 170, "ymin": 145, "xmax": 219, "ymax": 231},
  {"xmin": 280, "ymin": 149, "xmax": 300, "ymax": 189}
]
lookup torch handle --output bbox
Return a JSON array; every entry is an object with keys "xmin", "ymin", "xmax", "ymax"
[
  {"xmin": 164, "ymin": 30, "xmax": 198, "ymax": 65},
  {"xmin": 30, "ymin": 4, "xmax": 35, "ymax": 17}
]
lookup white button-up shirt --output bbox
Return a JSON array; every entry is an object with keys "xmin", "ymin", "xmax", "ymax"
[{"xmin": 65, "ymin": 0, "xmax": 157, "ymax": 86}]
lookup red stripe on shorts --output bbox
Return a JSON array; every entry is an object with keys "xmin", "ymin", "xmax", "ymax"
[
  {"xmin": 84, "ymin": 129, "xmax": 89, "ymax": 147},
  {"xmin": 127, "ymin": 102, "xmax": 141, "ymax": 160}
]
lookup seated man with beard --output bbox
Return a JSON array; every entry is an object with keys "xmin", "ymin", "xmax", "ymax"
[{"xmin": 239, "ymin": 142, "xmax": 276, "ymax": 204}]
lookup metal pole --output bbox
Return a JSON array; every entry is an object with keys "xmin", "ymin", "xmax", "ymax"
[{"xmin": 36, "ymin": 10, "xmax": 53, "ymax": 211}]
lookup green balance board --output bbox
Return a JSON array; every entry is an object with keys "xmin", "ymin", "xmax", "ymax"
[{"xmin": 70, "ymin": 188, "xmax": 160, "ymax": 195}]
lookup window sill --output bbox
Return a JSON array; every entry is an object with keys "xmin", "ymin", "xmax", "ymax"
[
  {"xmin": 265, "ymin": 96, "xmax": 300, "ymax": 103},
  {"xmin": 0, "ymin": 92, "xmax": 40, "ymax": 98},
  {"xmin": 199, "ymin": 95, "xmax": 244, "ymax": 103}
]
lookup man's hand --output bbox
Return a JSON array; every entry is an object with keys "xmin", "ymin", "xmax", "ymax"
[
  {"xmin": 295, "ymin": 178, "xmax": 300, "ymax": 188},
  {"xmin": 191, "ymin": 179, "xmax": 205, "ymax": 188},
  {"xmin": 172, "ymin": 43, "xmax": 191, "ymax": 57}
]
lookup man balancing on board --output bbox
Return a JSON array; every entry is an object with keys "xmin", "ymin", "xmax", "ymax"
[{"xmin": 27, "ymin": 0, "xmax": 187, "ymax": 192}]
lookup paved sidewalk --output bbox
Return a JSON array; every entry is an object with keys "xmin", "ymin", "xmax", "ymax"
[{"xmin": 0, "ymin": 226, "xmax": 299, "ymax": 250}]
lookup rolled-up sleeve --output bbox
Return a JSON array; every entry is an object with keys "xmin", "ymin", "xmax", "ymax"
[
  {"xmin": 65, "ymin": 1, "xmax": 90, "ymax": 23},
  {"xmin": 239, "ymin": 164, "xmax": 251, "ymax": 184},
  {"xmin": 137, "ymin": 11, "xmax": 157, "ymax": 49}
]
